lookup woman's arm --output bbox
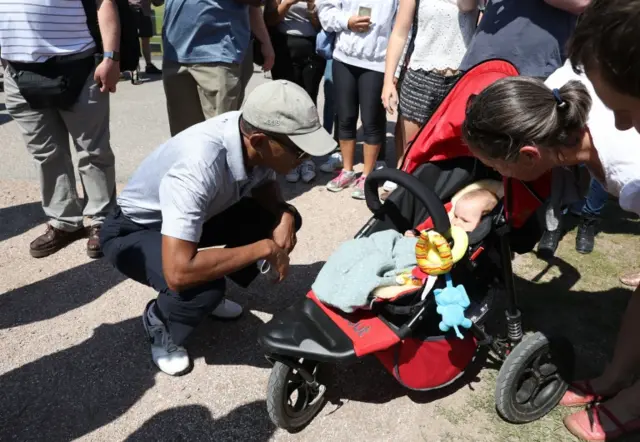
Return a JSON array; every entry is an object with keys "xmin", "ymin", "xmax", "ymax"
[
  {"xmin": 543, "ymin": 0, "xmax": 590, "ymax": 14},
  {"xmin": 250, "ymin": 6, "xmax": 275, "ymax": 71},
  {"xmin": 308, "ymin": 0, "xmax": 321, "ymax": 30},
  {"xmin": 265, "ymin": 0, "xmax": 298, "ymax": 27},
  {"xmin": 383, "ymin": 0, "xmax": 415, "ymax": 87},
  {"xmin": 457, "ymin": 0, "xmax": 477, "ymax": 12},
  {"xmin": 317, "ymin": 0, "xmax": 350, "ymax": 32}
]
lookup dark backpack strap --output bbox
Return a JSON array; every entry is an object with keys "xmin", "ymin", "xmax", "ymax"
[{"xmin": 80, "ymin": 0, "xmax": 104, "ymax": 53}]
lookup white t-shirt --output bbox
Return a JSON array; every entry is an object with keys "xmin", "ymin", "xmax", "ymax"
[{"xmin": 545, "ymin": 60, "xmax": 640, "ymax": 216}]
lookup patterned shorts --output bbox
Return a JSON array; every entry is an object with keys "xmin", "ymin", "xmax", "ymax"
[{"xmin": 398, "ymin": 68, "xmax": 463, "ymax": 125}]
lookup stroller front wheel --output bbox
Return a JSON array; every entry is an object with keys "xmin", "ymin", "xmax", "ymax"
[
  {"xmin": 266, "ymin": 360, "xmax": 327, "ymax": 432},
  {"xmin": 494, "ymin": 332, "xmax": 573, "ymax": 424}
]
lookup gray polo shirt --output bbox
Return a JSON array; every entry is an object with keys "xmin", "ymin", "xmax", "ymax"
[{"xmin": 117, "ymin": 111, "xmax": 276, "ymax": 243}]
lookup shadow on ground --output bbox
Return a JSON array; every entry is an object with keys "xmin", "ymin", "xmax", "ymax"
[
  {"xmin": 560, "ymin": 201, "xmax": 640, "ymax": 238},
  {"xmin": 0, "ymin": 262, "xmax": 319, "ymax": 442},
  {"xmin": 515, "ymin": 254, "xmax": 631, "ymax": 381},
  {"xmin": 0, "ymin": 102, "xmax": 11, "ymax": 125},
  {"xmin": 0, "ymin": 201, "xmax": 46, "ymax": 243},
  {"xmin": 0, "ymin": 258, "xmax": 126, "ymax": 330},
  {"xmin": 189, "ymin": 261, "xmax": 326, "ymax": 368},
  {"xmin": 124, "ymin": 402, "xmax": 275, "ymax": 442}
]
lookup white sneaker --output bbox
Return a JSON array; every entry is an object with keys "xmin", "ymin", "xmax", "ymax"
[
  {"xmin": 383, "ymin": 181, "xmax": 398, "ymax": 192},
  {"xmin": 285, "ymin": 166, "xmax": 301, "ymax": 183},
  {"xmin": 320, "ymin": 152, "xmax": 343, "ymax": 173},
  {"xmin": 210, "ymin": 298, "xmax": 243, "ymax": 320},
  {"xmin": 142, "ymin": 301, "xmax": 191, "ymax": 376},
  {"xmin": 299, "ymin": 159, "xmax": 316, "ymax": 183}
]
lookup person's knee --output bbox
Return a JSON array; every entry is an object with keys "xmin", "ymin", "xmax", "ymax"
[
  {"xmin": 362, "ymin": 123, "xmax": 385, "ymax": 145},
  {"xmin": 158, "ymin": 278, "xmax": 226, "ymax": 325},
  {"xmin": 338, "ymin": 115, "xmax": 357, "ymax": 140}
]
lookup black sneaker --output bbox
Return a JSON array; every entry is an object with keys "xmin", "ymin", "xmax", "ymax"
[
  {"xmin": 538, "ymin": 228, "xmax": 562, "ymax": 259},
  {"xmin": 145, "ymin": 64, "xmax": 162, "ymax": 75},
  {"xmin": 575, "ymin": 216, "xmax": 598, "ymax": 254}
]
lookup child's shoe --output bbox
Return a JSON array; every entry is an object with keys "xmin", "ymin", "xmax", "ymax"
[
  {"xmin": 285, "ymin": 167, "xmax": 301, "ymax": 183},
  {"xmin": 299, "ymin": 159, "xmax": 316, "ymax": 183},
  {"xmin": 320, "ymin": 152, "xmax": 343, "ymax": 173}
]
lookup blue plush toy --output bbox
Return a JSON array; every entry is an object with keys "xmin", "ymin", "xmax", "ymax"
[{"xmin": 433, "ymin": 273, "xmax": 472, "ymax": 339}]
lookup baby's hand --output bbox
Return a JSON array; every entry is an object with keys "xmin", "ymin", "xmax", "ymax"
[{"xmin": 404, "ymin": 230, "xmax": 416, "ymax": 238}]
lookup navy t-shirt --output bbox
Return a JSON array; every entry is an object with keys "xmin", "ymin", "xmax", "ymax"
[{"xmin": 460, "ymin": 0, "xmax": 577, "ymax": 78}]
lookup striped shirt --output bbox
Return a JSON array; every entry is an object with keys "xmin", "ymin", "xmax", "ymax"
[{"xmin": 0, "ymin": 0, "xmax": 96, "ymax": 63}]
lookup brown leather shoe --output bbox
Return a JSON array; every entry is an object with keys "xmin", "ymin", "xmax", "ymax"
[
  {"xmin": 30, "ymin": 224, "xmax": 86, "ymax": 258},
  {"xmin": 86, "ymin": 225, "xmax": 103, "ymax": 259},
  {"xmin": 619, "ymin": 270, "xmax": 640, "ymax": 288}
]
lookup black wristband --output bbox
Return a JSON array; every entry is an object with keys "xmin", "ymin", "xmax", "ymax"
[{"xmin": 278, "ymin": 203, "xmax": 302, "ymax": 231}]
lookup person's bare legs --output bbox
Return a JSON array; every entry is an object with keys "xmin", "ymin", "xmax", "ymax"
[
  {"xmin": 620, "ymin": 270, "xmax": 640, "ymax": 287},
  {"xmin": 393, "ymin": 118, "xmax": 405, "ymax": 168},
  {"xmin": 564, "ymin": 378, "xmax": 640, "ymax": 438},
  {"xmin": 362, "ymin": 143, "xmax": 381, "ymax": 176},
  {"xmin": 141, "ymin": 37, "xmax": 152, "ymax": 67},
  {"xmin": 589, "ymin": 288, "xmax": 640, "ymax": 394},
  {"xmin": 340, "ymin": 139, "xmax": 356, "ymax": 172},
  {"xmin": 398, "ymin": 116, "xmax": 421, "ymax": 167}
]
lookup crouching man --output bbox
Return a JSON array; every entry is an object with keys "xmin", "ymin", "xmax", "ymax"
[{"xmin": 100, "ymin": 80, "xmax": 336, "ymax": 375}]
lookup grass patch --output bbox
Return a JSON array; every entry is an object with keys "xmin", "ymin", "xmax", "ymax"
[
  {"xmin": 150, "ymin": 5, "xmax": 164, "ymax": 55},
  {"xmin": 429, "ymin": 202, "xmax": 640, "ymax": 440}
]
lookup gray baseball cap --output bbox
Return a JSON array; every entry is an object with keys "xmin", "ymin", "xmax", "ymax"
[{"xmin": 242, "ymin": 80, "xmax": 337, "ymax": 156}]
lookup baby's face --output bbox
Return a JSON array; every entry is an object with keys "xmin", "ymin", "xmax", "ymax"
[{"xmin": 451, "ymin": 198, "xmax": 484, "ymax": 232}]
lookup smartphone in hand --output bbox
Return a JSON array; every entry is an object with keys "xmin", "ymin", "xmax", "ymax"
[{"xmin": 358, "ymin": 6, "xmax": 371, "ymax": 16}]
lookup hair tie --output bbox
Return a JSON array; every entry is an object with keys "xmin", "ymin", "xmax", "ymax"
[{"xmin": 552, "ymin": 88, "xmax": 567, "ymax": 109}]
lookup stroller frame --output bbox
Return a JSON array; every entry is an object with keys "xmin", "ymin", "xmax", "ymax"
[{"xmin": 258, "ymin": 60, "xmax": 573, "ymax": 432}]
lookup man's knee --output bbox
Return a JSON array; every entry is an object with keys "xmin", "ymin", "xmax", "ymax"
[{"xmin": 156, "ymin": 278, "xmax": 226, "ymax": 329}]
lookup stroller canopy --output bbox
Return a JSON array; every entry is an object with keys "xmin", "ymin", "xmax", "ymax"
[{"xmin": 401, "ymin": 59, "xmax": 551, "ymax": 229}]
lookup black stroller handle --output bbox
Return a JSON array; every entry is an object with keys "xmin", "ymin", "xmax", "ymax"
[{"xmin": 364, "ymin": 168, "xmax": 451, "ymax": 235}]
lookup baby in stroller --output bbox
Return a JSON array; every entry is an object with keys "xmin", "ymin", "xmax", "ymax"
[
  {"xmin": 258, "ymin": 59, "xmax": 570, "ymax": 433},
  {"xmin": 404, "ymin": 178, "xmax": 504, "ymax": 236}
]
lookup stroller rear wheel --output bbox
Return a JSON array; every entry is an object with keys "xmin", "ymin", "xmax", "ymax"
[
  {"xmin": 266, "ymin": 360, "xmax": 327, "ymax": 432},
  {"xmin": 495, "ymin": 332, "xmax": 573, "ymax": 424}
]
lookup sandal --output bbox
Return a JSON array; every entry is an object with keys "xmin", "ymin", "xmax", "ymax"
[
  {"xmin": 560, "ymin": 380, "xmax": 610, "ymax": 407},
  {"xmin": 564, "ymin": 403, "xmax": 640, "ymax": 441}
]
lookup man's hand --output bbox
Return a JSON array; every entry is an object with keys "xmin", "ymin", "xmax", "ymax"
[
  {"xmin": 260, "ymin": 39, "xmax": 275, "ymax": 72},
  {"xmin": 264, "ymin": 239, "xmax": 291, "ymax": 282},
  {"xmin": 272, "ymin": 211, "xmax": 297, "ymax": 254},
  {"xmin": 94, "ymin": 58, "xmax": 120, "ymax": 93}
]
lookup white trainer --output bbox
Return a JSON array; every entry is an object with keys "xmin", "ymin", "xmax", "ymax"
[
  {"xmin": 319, "ymin": 152, "xmax": 343, "ymax": 173},
  {"xmin": 383, "ymin": 180, "xmax": 398, "ymax": 191},
  {"xmin": 210, "ymin": 299, "xmax": 243, "ymax": 320},
  {"xmin": 299, "ymin": 159, "xmax": 316, "ymax": 183},
  {"xmin": 142, "ymin": 301, "xmax": 191, "ymax": 376},
  {"xmin": 285, "ymin": 166, "xmax": 301, "ymax": 183}
]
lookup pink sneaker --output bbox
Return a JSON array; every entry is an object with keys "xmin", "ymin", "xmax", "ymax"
[
  {"xmin": 351, "ymin": 176, "xmax": 367, "ymax": 200},
  {"xmin": 326, "ymin": 169, "xmax": 357, "ymax": 192}
]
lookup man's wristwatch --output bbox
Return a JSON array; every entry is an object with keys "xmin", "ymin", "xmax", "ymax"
[{"xmin": 103, "ymin": 51, "xmax": 120, "ymax": 62}]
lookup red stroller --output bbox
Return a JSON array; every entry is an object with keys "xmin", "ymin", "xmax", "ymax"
[{"xmin": 258, "ymin": 59, "xmax": 572, "ymax": 432}]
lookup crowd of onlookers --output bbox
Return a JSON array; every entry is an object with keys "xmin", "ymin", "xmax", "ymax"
[{"xmin": 3, "ymin": 0, "xmax": 640, "ymax": 440}]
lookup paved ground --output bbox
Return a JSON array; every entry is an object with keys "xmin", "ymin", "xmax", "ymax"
[{"xmin": 1, "ymin": 65, "xmax": 639, "ymax": 442}]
